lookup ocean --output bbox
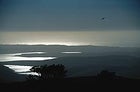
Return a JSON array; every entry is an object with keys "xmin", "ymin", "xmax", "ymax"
[{"xmin": 0, "ymin": 45, "xmax": 140, "ymax": 79}]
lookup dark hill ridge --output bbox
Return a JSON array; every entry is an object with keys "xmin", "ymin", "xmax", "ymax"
[
  {"xmin": 1, "ymin": 76, "xmax": 140, "ymax": 92},
  {"xmin": 0, "ymin": 64, "xmax": 25, "ymax": 83}
]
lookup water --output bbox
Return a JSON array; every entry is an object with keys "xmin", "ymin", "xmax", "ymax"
[
  {"xmin": 0, "ymin": 52, "xmax": 56, "ymax": 62},
  {"xmin": 0, "ymin": 48, "xmax": 140, "ymax": 79},
  {"xmin": 61, "ymin": 52, "xmax": 82, "ymax": 54},
  {"xmin": 0, "ymin": 52, "xmax": 56, "ymax": 75},
  {"xmin": 4, "ymin": 65, "xmax": 38, "ymax": 75},
  {"xmin": 0, "ymin": 51, "xmax": 82, "ymax": 75}
]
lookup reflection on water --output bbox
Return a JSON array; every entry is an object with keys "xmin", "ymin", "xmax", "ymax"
[
  {"xmin": 19, "ymin": 72, "xmax": 38, "ymax": 75},
  {"xmin": 0, "ymin": 52, "xmax": 56, "ymax": 62},
  {"xmin": 4, "ymin": 65, "xmax": 32, "ymax": 72},
  {"xmin": 0, "ymin": 56, "xmax": 56, "ymax": 62},
  {"xmin": 4, "ymin": 65, "xmax": 38, "ymax": 75},
  {"xmin": 61, "ymin": 52, "xmax": 82, "ymax": 54},
  {"xmin": 12, "ymin": 52, "xmax": 46, "ymax": 56},
  {"xmin": 0, "ymin": 52, "xmax": 56, "ymax": 75},
  {"xmin": 0, "ymin": 51, "xmax": 81, "ymax": 76}
]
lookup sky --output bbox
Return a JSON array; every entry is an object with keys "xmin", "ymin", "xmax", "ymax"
[
  {"xmin": 0, "ymin": 0, "xmax": 140, "ymax": 46},
  {"xmin": 0, "ymin": 0, "xmax": 140, "ymax": 31}
]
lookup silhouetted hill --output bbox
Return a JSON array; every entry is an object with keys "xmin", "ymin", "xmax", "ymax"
[
  {"xmin": 1, "ymin": 76, "xmax": 140, "ymax": 92},
  {"xmin": 0, "ymin": 64, "xmax": 25, "ymax": 83}
]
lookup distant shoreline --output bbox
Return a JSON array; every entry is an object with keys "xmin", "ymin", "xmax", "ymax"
[{"xmin": 0, "ymin": 44, "xmax": 140, "ymax": 48}]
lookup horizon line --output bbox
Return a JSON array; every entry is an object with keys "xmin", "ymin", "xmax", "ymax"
[{"xmin": 0, "ymin": 43, "xmax": 139, "ymax": 48}]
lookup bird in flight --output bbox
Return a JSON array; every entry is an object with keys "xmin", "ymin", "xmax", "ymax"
[{"xmin": 101, "ymin": 17, "xmax": 106, "ymax": 20}]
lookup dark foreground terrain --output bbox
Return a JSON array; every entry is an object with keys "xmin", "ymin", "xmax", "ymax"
[{"xmin": 1, "ymin": 76, "xmax": 140, "ymax": 92}]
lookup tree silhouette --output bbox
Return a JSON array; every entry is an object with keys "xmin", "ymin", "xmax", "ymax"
[
  {"xmin": 26, "ymin": 75, "xmax": 38, "ymax": 81},
  {"xmin": 97, "ymin": 70, "xmax": 116, "ymax": 80},
  {"xmin": 28, "ymin": 64, "xmax": 67, "ymax": 80}
]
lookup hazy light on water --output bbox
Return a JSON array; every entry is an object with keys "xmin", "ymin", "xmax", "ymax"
[
  {"xmin": 0, "ymin": 55, "xmax": 56, "ymax": 62},
  {"xmin": 12, "ymin": 52, "xmax": 46, "ymax": 56},
  {"xmin": 14, "ymin": 42, "xmax": 86, "ymax": 46},
  {"xmin": 4, "ymin": 65, "xmax": 32, "ymax": 72},
  {"xmin": 0, "ymin": 52, "xmax": 56, "ymax": 62},
  {"xmin": 4, "ymin": 65, "xmax": 38, "ymax": 75},
  {"xmin": 61, "ymin": 52, "xmax": 82, "ymax": 54},
  {"xmin": 19, "ymin": 72, "xmax": 39, "ymax": 75}
]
